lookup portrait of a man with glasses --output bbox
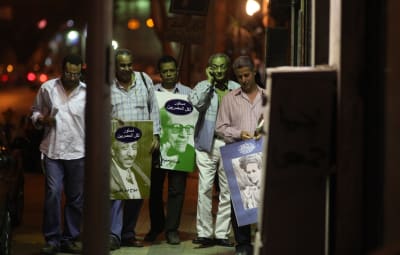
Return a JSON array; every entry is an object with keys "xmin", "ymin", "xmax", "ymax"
[{"xmin": 159, "ymin": 107, "xmax": 195, "ymax": 171}]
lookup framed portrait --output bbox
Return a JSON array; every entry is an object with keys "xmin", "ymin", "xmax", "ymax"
[
  {"xmin": 155, "ymin": 91, "xmax": 198, "ymax": 172},
  {"xmin": 220, "ymin": 138, "xmax": 264, "ymax": 226},
  {"xmin": 169, "ymin": 0, "xmax": 210, "ymax": 16},
  {"xmin": 110, "ymin": 120, "xmax": 153, "ymax": 200}
]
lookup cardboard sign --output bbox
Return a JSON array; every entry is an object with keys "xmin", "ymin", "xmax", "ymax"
[
  {"xmin": 155, "ymin": 91, "xmax": 198, "ymax": 172},
  {"xmin": 220, "ymin": 138, "xmax": 264, "ymax": 226},
  {"xmin": 110, "ymin": 120, "xmax": 153, "ymax": 199}
]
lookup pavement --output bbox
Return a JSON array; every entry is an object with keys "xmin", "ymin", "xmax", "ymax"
[{"xmin": 12, "ymin": 173, "xmax": 236, "ymax": 255}]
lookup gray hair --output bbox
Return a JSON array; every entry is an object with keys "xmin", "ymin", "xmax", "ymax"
[
  {"xmin": 207, "ymin": 53, "xmax": 230, "ymax": 66},
  {"xmin": 232, "ymin": 55, "xmax": 255, "ymax": 70}
]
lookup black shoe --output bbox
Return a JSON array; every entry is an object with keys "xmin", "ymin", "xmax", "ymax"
[
  {"xmin": 192, "ymin": 237, "xmax": 214, "ymax": 245},
  {"xmin": 60, "ymin": 241, "xmax": 82, "ymax": 254},
  {"xmin": 109, "ymin": 235, "xmax": 120, "ymax": 251},
  {"xmin": 40, "ymin": 244, "xmax": 58, "ymax": 255},
  {"xmin": 121, "ymin": 238, "xmax": 144, "ymax": 247},
  {"xmin": 192, "ymin": 237, "xmax": 215, "ymax": 248},
  {"xmin": 144, "ymin": 230, "xmax": 162, "ymax": 242},
  {"xmin": 214, "ymin": 238, "xmax": 234, "ymax": 247},
  {"xmin": 166, "ymin": 231, "xmax": 180, "ymax": 245}
]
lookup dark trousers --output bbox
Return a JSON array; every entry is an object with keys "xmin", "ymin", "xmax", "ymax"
[
  {"xmin": 122, "ymin": 199, "xmax": 144, "ymax": 240},
  {"xmin": 110, "ymin": 199, "xmax": 143, "ymax": 241},
  {"xmin": 148, "ymin": 167, "xmax": 187, "ymax": 233},
  {"xmin": 231, "ymin": 203, "xmax": 253, "ymax": 253}
]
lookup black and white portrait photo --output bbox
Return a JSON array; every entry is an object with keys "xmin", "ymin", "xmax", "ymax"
[
  {"xmin": 220, "ymin": 138, "xmax": 264, "ymax": 226},
  {"xmin": 232, "ymin": 153, "xmax": 262, "ymax": 210},
  {"xmin": 110, "ymin": 120, "xmax": 152, "ymax": 199}
]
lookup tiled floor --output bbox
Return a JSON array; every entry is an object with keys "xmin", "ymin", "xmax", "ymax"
[{"xmin": 12, "ymin": 173, "xmax": 236, "ymax": 255}]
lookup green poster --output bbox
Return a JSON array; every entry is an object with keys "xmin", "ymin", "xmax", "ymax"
[{"xmin": 155, "ymin": 91, "xmax": 198, "ymax": 172}]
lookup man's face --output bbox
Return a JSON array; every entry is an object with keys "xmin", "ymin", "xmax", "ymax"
[
  {"xmin": 166, "ymin": 123, "xmax": 194, "ymax": 153},
  {"xmin": 116, "ymin": 54, "xmax": 133, "ymax": 83},
  {"xmin": 112, "ymin": 141, "xmax": 138, "ymax": 169},
  {"xmin": 209, "ymin": 56, "xmax": 228, "ymax": 82},
  {"xmin": 245, "ymin": 162, "xmax": 260, "ymax": 185},
  {"xmin": 159, "ymin": 61, "xmax": 178, "ymax": 87},
  {"xmin": 62, "ymin": 62, "xmax": 82, "ymax": 88},
  {"xmin": 234, "ymin": 66, "xmax": 256, "ymax": 93}
]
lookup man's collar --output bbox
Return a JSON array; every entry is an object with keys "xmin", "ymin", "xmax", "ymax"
[
  {"xmin": 115, "ymin": 78, "xmax": 134, "ymax": 91},
  {"xmin": 234, "ymin": 86, "xmax": 264, "ymax": 96},
  {"xmin": 158, "ymin": 83, "xmax": 179, "ymax": 93}
]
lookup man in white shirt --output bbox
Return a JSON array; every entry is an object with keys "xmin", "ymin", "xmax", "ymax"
[
  {"xmin": 145, "ymin": 55, "xmax": 193, "ymax": 245},
  {"xmin": 31, "ymin": 54, "xmax": 86, "ymax": 255}
]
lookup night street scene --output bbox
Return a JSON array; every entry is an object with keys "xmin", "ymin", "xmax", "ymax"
[{"xmin": 0, "ymin": 0, "xmax": 399, "ymax": 255}]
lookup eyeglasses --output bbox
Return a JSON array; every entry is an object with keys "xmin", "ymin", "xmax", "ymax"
[
  {"xmin": 119, "ymin": 63, "xmax": 133, "ymax": 68},
  {"xmin": 210, "ymin": 64, "xmax": 228, "ymax": 72},
  {"xmin": 64, "ymin": 72, "xmax": 81, "ymax": 78},
  {"xmin": 167, "ymin": 124, "xmax": 194, "ymax": 135}
]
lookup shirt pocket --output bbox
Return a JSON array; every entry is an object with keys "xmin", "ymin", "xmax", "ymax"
[
  {"xmin": 68, "ymin": 99, "xmax": 85, "ymax": 117},
  {"xmin": 133, "ymin": 101, "xmax": 147, "ymax": 111}
]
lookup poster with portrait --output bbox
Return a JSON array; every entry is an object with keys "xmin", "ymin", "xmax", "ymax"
[
  {"xmin": 155, "ymin": 91, "xmax": 198, "ymax": 172},
  {"xmin": 220, "ymin": 138, "xmax": 264, "ymax": 226},
  {"xmin": 110, "ymin": 120, "xmax": 153, "ymax": 200}
]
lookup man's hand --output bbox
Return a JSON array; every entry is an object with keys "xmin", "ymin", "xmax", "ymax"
[
  {"xmin": 253, "ymin": 132, "xmax": 263, "ymax": 140},
  {"xmin": 240, "ymin": 131, "xmax": 253, "ymax": 140},
  {"xmin": 37, "ymin": 115, "xmax": 56, "ymax": 127},
  {"xmin": 205, "ymin": 66, "xmax": 215, "ymax": 83},
  {"xmin": 150, "ymin": 134, "xmax": 160, "ymax": 154}
]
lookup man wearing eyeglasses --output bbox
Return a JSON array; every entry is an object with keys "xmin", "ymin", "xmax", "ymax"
[
  {"xmin": 31, "ymin": 54, "xmax": 85, "ymax": 255},
  {"xmin": 144, "ymin": 55, "xmax": 193, "ymax": 245}
]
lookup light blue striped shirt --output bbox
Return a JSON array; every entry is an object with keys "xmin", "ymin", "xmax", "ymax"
[{"xmin": 110, "ymin": 71, "xmax": 160, "ymax": 135}]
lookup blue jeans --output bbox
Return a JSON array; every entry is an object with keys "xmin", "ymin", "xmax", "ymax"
[{"xmin": 42, "ymin": 156, "xmax": 84, "ymax": 246}]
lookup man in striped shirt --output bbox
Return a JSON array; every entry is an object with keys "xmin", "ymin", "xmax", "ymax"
[
  {"xmin": 109, "ymin": 49, "xmax": 161, "ymax": 250},
  {"xmin": 216, "ymin": 55, "xmax": 266, "ymax": 255}
]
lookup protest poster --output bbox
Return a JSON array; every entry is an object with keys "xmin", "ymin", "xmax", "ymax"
[
  {"xmin": 110, "ymin": 120, "xmax": 153, "ymax": 199},
  {"xmin": 155, "ymin": 91, "xmax": 198, "ymax": 172},
  {"xmin": 220, "ymin": 138, "xmax": 264, "ymax": 226}
]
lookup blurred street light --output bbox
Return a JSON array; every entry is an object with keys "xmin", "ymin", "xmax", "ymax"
[
  {"xmin": 146, "ymin": 18, "xmax": 154, "ymax": 28},
  {"xmin": 127, "ymin": 18, "xmax": 140, "ymax": 30},
  {"xmin": 66, "ymin": 30, "xmax": 80, "ymax": 45},
  {"xmin": 112, "ymin": 40, "xmax": 119, "ymax": 50},
  {"xmin": 246, "ymin": 0, "xmax": 261, "ymax": 16},
  {"xmin": 37, "ymin": 19, "xmax": 47, "ymax": 30}
]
